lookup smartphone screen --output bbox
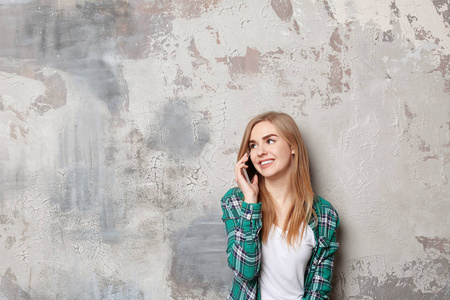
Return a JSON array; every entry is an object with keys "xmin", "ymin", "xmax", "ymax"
[{"xmin": 243, "ymin": 154, "xmax": 257, "ymax": 184}]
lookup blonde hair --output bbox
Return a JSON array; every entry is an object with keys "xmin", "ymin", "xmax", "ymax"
[{"xmin": 237, "ymin": 111, "xmax": 316, "ymax": 246}]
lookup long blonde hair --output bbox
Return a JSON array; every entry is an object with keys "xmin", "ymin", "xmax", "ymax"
[{"xmin": 237, "ymin": 112, "xmax": 316, "ymax": 246}]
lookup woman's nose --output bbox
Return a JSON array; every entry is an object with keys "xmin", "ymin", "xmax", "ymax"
[{"xmin": 257, "ymin": 144, "xmax": 267, "ymax": 156}]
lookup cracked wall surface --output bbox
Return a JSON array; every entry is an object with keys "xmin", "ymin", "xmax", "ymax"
[{"xmin": 0, "ymin": 0, "xmax": 448, "ymax": 299}]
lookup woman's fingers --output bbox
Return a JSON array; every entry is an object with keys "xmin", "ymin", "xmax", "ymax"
[
  {"xmin": 251, "ymin": 172, "xmax": 258, "ymax": 187},
  {"xmin": 235, "ymin": 154, "xmax": 251, "ymax": 187},
  {"xmin": 234, "ymin": 153, "xmax": 259, "ymax": 203},
  {"xmin": 234, "ymin": 153, "xmax": 248, "ymax": 179}
]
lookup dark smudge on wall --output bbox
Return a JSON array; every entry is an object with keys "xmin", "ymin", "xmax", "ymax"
[
  {"xmin": 169, "ymin": 213, "xmax": 233, "ymax": 298},
  {"xmin": 333, "ymin": 236, "xmax": 450, "ymax": 299},
  {"xmin": 0, "ymin": 1, "xmax": 176, "ymax": 114}
]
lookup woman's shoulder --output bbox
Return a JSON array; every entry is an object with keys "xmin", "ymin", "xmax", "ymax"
[
  {"xmin": 313, "ymin": 195, "xmax": 339, "ymax": 223},
  {"xmin": 311, "ymin": 195, "xmax": 339, "ymax": 240}
]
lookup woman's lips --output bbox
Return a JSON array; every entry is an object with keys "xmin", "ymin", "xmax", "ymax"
[{"xmin": 259, "ymin": 159, "xmax": 274, "ymax": 168}]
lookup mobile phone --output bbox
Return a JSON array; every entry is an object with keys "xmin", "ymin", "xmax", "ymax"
[{"xmin": 243, "ymin": 154, "xmax": 257, "ymax": 184}]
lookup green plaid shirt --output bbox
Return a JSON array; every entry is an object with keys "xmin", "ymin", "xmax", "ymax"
[{"xmin": 221, "ymin": 188, "xmax": 339, "ymax": 300}]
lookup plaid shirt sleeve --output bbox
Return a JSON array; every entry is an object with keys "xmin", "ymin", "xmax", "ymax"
[
  {"xmin": 304, "ymin": 196, "xmax": 340, "ymax": 300},
  {"xmin": 221, "ymin": 188, "xmax": 262, "ymax": 281}
]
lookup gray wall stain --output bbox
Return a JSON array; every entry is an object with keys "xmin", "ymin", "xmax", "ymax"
[
  {"xmin": 156, "ymin": 98, "xmax": 210, "ymax": 158},
  {"xmin": 170, "ymin": 213, "xmax": 232, "ymax": 299},
  {"xmin": 0, "ymin": 1, "xmax": 158, "ymax": 114},
  {"xmin": 1, "ymin": 268, "xmax": 31, "ymax": 300},
  {"xmin": 333, "ymin": 237, "xmax": 450, "ymax": 299}
]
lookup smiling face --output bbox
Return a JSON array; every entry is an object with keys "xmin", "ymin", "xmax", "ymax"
[{"xmin": 249, "ymin": 121, "xmax": 295, "ymax": 182}]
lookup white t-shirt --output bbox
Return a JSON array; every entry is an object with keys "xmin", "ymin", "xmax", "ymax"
[{"xmin": 260, "ymin": 224, "xmax": 316, "ymax": 300}]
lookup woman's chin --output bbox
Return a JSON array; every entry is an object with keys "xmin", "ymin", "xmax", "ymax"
[{"xmin": 260, "ymin": 169, "xmax": 292, "ymax": 182}]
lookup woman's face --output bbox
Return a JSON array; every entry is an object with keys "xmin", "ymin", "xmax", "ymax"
[{"xmin": 249, "ymin": 121, "xmax": 294, "ymax": 182}]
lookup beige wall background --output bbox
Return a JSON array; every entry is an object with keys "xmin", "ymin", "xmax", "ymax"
[{"xmin": 0, "ymin": 0, "xmax": 449, "ymax": 299}]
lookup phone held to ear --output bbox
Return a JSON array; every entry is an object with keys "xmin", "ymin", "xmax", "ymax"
[{"xmin": 243, "ymin": 153, "xmax": 257, "ymax": 185}]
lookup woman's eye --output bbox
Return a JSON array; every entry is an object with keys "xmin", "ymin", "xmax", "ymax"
[
  {"xmin": 267, "ymin": 139, "xmax": 275, "ymax": 144},
  {"xmin": 249, "ymin": 144, "xmax": 257, "ymax": 149}
]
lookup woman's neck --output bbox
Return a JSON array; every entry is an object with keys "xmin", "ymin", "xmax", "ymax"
[
  {"xmin": 266, "ymin": 180, "xmax": 293, "ymax": 228},
  {"xmin": 265, "ymin": 179, "xmax": 292, "ymax": 207},
  {"xmin": 264, "ymin": 170, "xmax": 295, "ymax": 228}
]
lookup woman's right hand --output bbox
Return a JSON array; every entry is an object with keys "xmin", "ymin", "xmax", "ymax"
[{"xmin": 235, "ymin": 153, "xmax": 259, "ymax": 204}]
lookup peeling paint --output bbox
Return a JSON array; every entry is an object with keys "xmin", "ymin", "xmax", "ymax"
[
  {"xmin": 407, "ymin": 14, "xmax": 441, "ymax": 43},
  {"xmin": 390, "ymin": 1, "xmax": 400, "ymax": 18},
  {"xmin": 419, "ymin": 140, "xmax": 431, "ymax": 152},
  {"xmin": 430, "ymin": 54, "xmax": 450, "ymax": 77},
  {"xmin": 404, "ymin": 104, "xmax": 416, "ymax": 120},
  {"xmin": 416, "ymin": 236, "xmax": 450, "ymax": 255},
  {"xmin": 293, "ymin": 19, "xmax": 300, "ymax": 34},
  {"xmin": 431, "ymin": 0, "xmax": 450, "ymax": 27},
  {"xmin": 328, "ymin": 54, "xmax": 344, "ymax": 94},
  {"xmin": 383, "ymin": 30, "xmax": 394, "ymax": 42},
  {"xmin": 322, "ymin": 0, "xmax": 335, "ymax": 20},
  {"xmin": 271, "ymin": 0, "xmax": 293, "ymax": 22},
  {"xmin": 188, "ymin": 38, "xmax": 209, "ymax": 70},
  {"xmin": 428, "ymin": 54, "xmax": 450, "ymax": 93},
  {"xmin": 229, "ymin": 47, "xmax": 261, "ymax": 74},
  {"xmin": 330, "ymin": 28, "xmax": 344, "ymax": 53}
]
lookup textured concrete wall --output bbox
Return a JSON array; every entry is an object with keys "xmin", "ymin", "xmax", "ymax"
[{"xmin": 0, "ymin": 0, "xmax": 448, "ymax": 299}]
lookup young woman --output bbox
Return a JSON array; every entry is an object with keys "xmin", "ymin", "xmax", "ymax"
[{"xmin": 221, "ymin": 112, "xmax": 339, "ymax": 300}]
